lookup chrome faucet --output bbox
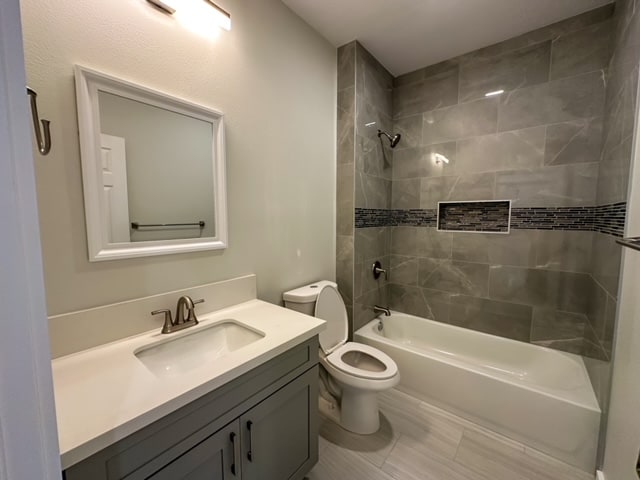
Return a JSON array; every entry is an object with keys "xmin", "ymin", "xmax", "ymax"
[
  {"xmin": 374, "ymin": 305, "xmax": 391, "ymax": 316},
  {"xmin": 152, "ymin": 295, "xmax": 205, "ymax": 334}
]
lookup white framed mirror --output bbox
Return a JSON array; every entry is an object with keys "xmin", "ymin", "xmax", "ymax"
[{"xmin": 74, "ymin": 66, "xmax": 227, "ymax": 261}]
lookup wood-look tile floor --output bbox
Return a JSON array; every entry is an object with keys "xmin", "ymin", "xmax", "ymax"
[{"xmin": 307, "ymin": 389, "xmax": 594, "ymax": 480}]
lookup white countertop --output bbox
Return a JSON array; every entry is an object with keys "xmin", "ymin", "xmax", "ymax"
[{"xmin": 52, "ymin": 299, "xmax": 325, "ymax": 469}]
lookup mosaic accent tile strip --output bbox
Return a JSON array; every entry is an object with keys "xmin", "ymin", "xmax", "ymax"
[
  {"xmin": 355, "ymin": 202, "xmax": 627, "ymax": 236},
  {"xmin": 437, "ymin": 201, "xmax": 510, "ymax": 233}
]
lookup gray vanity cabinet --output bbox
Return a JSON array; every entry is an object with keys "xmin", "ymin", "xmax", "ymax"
[
  {"xmin": 147, "ymin": 420, "xmax": 239, "ymax": 480},
  {"xmin": 64, "ymin": 338, "xmax": 319, "ymax": 480}
]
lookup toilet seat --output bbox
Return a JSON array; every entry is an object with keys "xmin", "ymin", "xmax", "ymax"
[{"xmin": 326, "ymin": 342, "xmax": 398, "ymax": 380}]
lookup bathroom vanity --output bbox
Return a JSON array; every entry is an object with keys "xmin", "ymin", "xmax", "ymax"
[
  {"xmin": 51, "ymin": 277, "xmax": 325, "ymax": 480},
  {"xmin": 64, "ymin": 338, "xmax": 319, "ymax": 479}
]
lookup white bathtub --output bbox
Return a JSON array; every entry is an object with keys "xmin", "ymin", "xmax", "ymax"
[{"xmin": 354, "ymin": 312, "xmax": 601, "ymax": 472}]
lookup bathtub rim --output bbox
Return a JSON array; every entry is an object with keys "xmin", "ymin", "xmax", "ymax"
[{"xmin": 355, "ymin": 312, "xmax": 600, "ymax": 413}]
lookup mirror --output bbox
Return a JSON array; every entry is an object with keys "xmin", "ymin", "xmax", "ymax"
[{"xmin": 75, "ymin": 66, "xmax": 227, "ymax": 261}]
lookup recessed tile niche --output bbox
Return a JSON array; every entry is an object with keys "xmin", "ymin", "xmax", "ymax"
[{"xmin": 437, "ymin": 200, "xmax": 511, "ymax": 233}]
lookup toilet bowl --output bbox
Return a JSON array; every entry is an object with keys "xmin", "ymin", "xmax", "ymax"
[{"xmin": 283, "ymin": 281, "xmax": 399, "ymax": 434}]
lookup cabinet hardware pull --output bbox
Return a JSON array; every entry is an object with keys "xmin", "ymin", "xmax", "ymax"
[
  {"xmin": 246, "ymin": 421, "xmax": 253, "ymax": 462},
  {"xmin": 230, "ymin": 432, "xmax": 239, "ymax": 476}
]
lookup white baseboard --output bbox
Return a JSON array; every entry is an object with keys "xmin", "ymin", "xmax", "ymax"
[{"xmin": 596, "ymin": 470, "xmax": 605, "ymax": 480}]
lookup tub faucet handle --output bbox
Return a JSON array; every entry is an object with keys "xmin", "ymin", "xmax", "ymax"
[{"xmin": 372, "ymin": 260, "xmax": 388, "ymax": 280}]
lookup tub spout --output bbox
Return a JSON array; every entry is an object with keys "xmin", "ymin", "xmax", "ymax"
[{"xmin": 374, "ymin": 305, "xmax": 391, "ymax": 316}]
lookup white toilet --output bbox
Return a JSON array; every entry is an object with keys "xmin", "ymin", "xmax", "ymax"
[{"xmin": 283, "ymin": 281, "xmax": 399, "ymax": 434}]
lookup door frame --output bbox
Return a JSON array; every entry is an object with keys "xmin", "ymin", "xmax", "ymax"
[{"xmin": 0, "ymin": 0, "xmax": 61, "ymax": 478}]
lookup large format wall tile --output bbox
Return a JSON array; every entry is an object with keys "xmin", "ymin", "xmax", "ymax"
[
  {"xmin": 337, "ymin": 42, "xmax": 355, "ymax": 91},
  {"xmin": 423, "ymin": 98, "xmax": 499, "ymax": 145},
  {"xmin": 451, "ymin": 230, "xmax": 537, "ymax": 267},
  {"xmin": 393, "ymin": 114, "xmax": 423, "ymax": 150},
  {"xmin": 420, "ymin": 173, "xmax": 496, "ymax": 209},
  {"xmin": 498, "ymin": 71, "xmax": 605, "ymax": 132},
  {"xmin": 531, "ymin": 308, "xmax": 586, "ymax": 342},
  {"xmin": 495, "ymin": 163, "xmax": 598, "ymax": 207},
  {"xmin": 489, "ymin": 266, "xmax": 591, "ymax": 313},
  {"xmin": 459, "ymin": 42, "xmax": 551, "ymax": 103},
  {"xmin": 394, "ymin": 65, "xmax": 459, "ymax": 119},
  {"xmin": 448, "ymin": 295, "xmax": 533, "ymax": 342},
  {"xmin": 596, "ymin": 137, "xmax": 633, "ymax": 205},
  {"xmin": 356, "ymin": 172, "xmax": 391, "ymax": 209},
  {"xmin": 550, "ymin": 20, "xmax": 613, "ymax": 80},
  {"xmin": 392, "ymin": 142, "xmax": 456, "ymax": 180},
  {"xmin": 455, "ymin": 127, "xmax": 545, "ymax": 174},
  {"xmin": 388, "ymin": 284, "xmax": 451, "ymax": 321},
  {"xmin": 417, "ymin": 228, "xmax": 453, "ymax": 259},
  {"xmin": 419, "ymin": 259, "xmax": 489, "ymax": 296},
  {"xmin": 336, "ymin": 163, "xmax": 354, "ymax": 236},
  {"xmin": 544, "ymin": 117, "xmax": 603, "ymax": 166},
  {"xmin": 389, "ymin": 255, "xmax": 419, "ymax": 286},
  {"xmin": 392, "ymin": 178, "xmax": 420, "ymax": 209},
  {"xmin": 591, "ymin": 232, "xmax": 622, "ymax": 297},
  {"xmin": 337, "ymin": 87, "xmax": 355, "ymax": 166},
  {"xmin": 534, "ymin": 230, "xmax": 593, "ymax": 273}
]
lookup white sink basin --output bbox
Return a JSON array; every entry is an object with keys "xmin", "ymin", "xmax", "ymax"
[{"xmin": 135, "ymin": 320, "xmax": 265, "ymax": 377}]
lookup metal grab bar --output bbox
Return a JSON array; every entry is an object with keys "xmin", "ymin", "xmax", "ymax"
[
  {"xmin": 26, "ymin": 87, "xmax": 51, "ymax": 155},
  {"xmin": 616, "ymin": 237, "xmax": 640, "ymax": 252},
  {"xmin": 131, "ymin": 221, "xmax": 205, "ymax": 229}
]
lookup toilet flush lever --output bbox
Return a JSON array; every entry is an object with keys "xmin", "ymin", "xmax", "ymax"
[{"xmin": 372, "ymin": 260, "xmax": 388, "ymax": 280}]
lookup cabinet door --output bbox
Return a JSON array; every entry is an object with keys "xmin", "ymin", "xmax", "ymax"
[
  {"xmin": 241, "ymin": 366, "xmax": 318, "ymax": 480},
  {"xmin": 146, "ymin": 420, "xmax": 241, "ymax": 480}
]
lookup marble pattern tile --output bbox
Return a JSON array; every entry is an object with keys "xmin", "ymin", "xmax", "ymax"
[
  {"xmin": 419, "ymin": 259, "xmax": 489, "ymax": 296},
  {"xmin": 586, "ymin": 275, "xmax": 607, "ymax": 339},
  {"xmin": 355, "ymin": 172, "xmax": 391, "ymax": 209},
  {"xmin": 448, "ymin": 295, "xmax": 533, "ymax": 342},
  {"xmin": 392, "ymin": 142, "xmax": 456, "ymax": 180},
  {"xmin": 459, "ymin": 42, "xmax": 551, "ymax": 103},
  {"xmin": 534, "ymin": 230, "xmax": 593, "ymax": 273},
  {"xmin": 590, "ymin": 231, "xmax": 622, "ymax": 298},
  {"xmin": 355, "ymin": 227, "xmax": 389, "ymax": 264},
  {"xmin": 337, "ymin": 42, "xmax": 356, "ymax": 91},
  {"xmin": 455, "ymin": 126, "xmax": 546, "ymax": 174},
  {"xmin": 393, "ymin": 114, "xmax": 423, "ymax": 149},
  {"xmin": 530, "ymin": 308, "xmax": 586, "ymax": 341},
  {"xmin": 420, "ymin": 173, "xmax": 496, "ymax": 209},
  {"xmin": 416, "ymin": 228, "xmax": 453, "ymax": 259},
  {"xmin": 389, "ymin": 255, "xmax": 418, "ymax": 286},
  {"xmin": 550, "ymin": 20, "xmax": 613, "ymax": 80},
  {"xmin": 390, "ymin": 226, "xmax": 418, "ymax": 256},
  {"xmin": 393, "ymin": 65, "xmax": 459, "ymax": 119},
  {"xmin": 388, "ymin": 284, "xmax": 451, "ymax": 321},
  {"xmin": 353, "ymin": 286, "xmax": 388, "ymax": 331},
  {"xmin": 544, "ymin": 117, "xmax": 603, "ymax": 166},
  {"xmin": 357, "ymin": 134, "xmax": 392, "ymax": 179},
  {"xmin": 497, "ymin": 71, "xmax": 605, "ymax": 132},
  {"xmin": 488, "ymin": 266, "xmax": 591, "ymax": 313},
  {"xmin": 423, "ymin": 97, "xmax": 499, "ymax": 145},
  {"xmin": 336, "ymin": 235, "xmax": 354, "ymax": 305},
  {"xmin": 394, "ymin": 59, "xmax": 461, "ymax": 88},
  {"xmin": 336, "ymin": 163, "xmax": 354, "ymax": 236},
  {"xmin": 337, "ymin": 87, "xmax": 355, "ymax": 166},
  {"xmin": 451, "ymin": 230, "xmax": 537, "ymax": 267},
  {"xmin": 391, "ymin": 178, "xmax": 420, "ymax": 209},
  {"xmin": 494, "ymin": 163, "xmax": 598, "ymax": 207},
  {"xmin": 458, "ymin": 4, "xmax": 613, "ymax": 64},
  {"xmin": 596, "ymin": 137, "xmax": 632, "ymax": 205}
]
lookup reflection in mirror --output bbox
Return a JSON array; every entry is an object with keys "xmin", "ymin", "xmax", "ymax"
[
  {"xmin": 98, "ymin": 92, "xmax": 216, "ymax": 242},
  {"xmin": 75, "ymin": 66, "xmax": 227, "ymax": 261}
]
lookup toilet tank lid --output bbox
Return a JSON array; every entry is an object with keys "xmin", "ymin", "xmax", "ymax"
[{"xmin": 283, "ymin": 280, "xmax": 338, "ymax": 303}]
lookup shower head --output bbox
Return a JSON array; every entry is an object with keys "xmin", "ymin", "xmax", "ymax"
[{"xmin": 377, "ymin": 129, "xmax": 401, "ymax": 148}]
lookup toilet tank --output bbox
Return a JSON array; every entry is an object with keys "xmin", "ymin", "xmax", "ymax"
[{"xmin": 283, "ymin": 280, "xmax": 338, "ymax": 317}]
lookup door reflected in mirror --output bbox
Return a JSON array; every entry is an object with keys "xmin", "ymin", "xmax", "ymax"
[{"xmin": 75, "ymin": 66, "xmax": 227, "ymax": 261}]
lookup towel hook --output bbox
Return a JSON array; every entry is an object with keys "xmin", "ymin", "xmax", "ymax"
[{"xmin": 26, "ymin": 87, "xmax": 51, "ymax": 155}]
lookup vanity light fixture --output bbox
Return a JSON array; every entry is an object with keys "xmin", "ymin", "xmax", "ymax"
[
  {"xmin": 485, "ymin": 89, "xmax": 505, "ymax": 97},
  {"xmin": 146, "ymin": 0, "xmax": 231, "ymax": 31}
]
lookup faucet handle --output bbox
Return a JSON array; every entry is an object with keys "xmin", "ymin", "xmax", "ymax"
[
  {"xmin": 186, "ymin": 298, "xmax": 205, "ymax": 322},
  {"xmin": 152, "ymin": 309, "xmax": 174, "ymax": 334}
]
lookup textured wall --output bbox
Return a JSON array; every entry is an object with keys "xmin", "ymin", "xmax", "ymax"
[{"xmin": 20, "ymin": 0, "xmax": 336, "ymax": 318}]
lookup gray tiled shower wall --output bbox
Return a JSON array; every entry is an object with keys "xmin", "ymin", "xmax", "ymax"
[{"xmin": 336, "ymin": 3, "xmax": 639, "ymax": 365}]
